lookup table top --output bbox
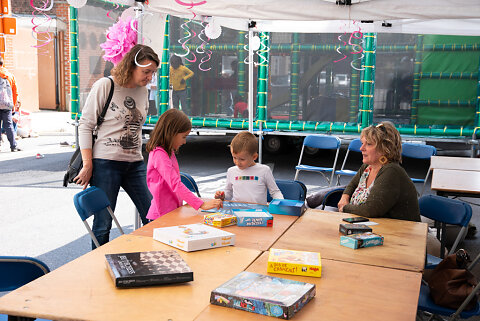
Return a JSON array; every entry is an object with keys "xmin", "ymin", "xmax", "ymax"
[
  {"xmin": 131, "ymin": 205, "xmax": 299, "ymax": 251},
  {"xmin": 0, "ymin": 234, "xmax": 261, "ymax": 321},
  {"xmin": 271, "ymin": 210, "xmax": 427, "ymax": 272},
  {"xmin": 430, "ymin": 156, "xmax": 480, "ymax": 171},
  {"xmin": 195, "ymin": 251, "xmax": 422, "ymax": 321},
  {"xmin": 431, "ymin": 168, "xmax": 480, "ymax": 195}
]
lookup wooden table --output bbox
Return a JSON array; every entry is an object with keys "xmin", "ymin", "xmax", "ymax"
[
  {"xmin": 0, "ymin": 234, "xmax": 261, "ymax": 321},
  {"xmin": 132, "ymin": 205, "xmax": 299, "ymax": 251},
  {"xmin": 195, "ymin": 252, "xmax": 422, "ymax": 321},
  {"xmin": 272, "ymin": 210, "xmax": 427, "ymax": 272},
  {"xmin": 431, "ymin": 168, "xmax": 480, "ymax": 198},
  {"xmin": 430, "ymin": 155, "xmax": 480, "ymax": 171}
]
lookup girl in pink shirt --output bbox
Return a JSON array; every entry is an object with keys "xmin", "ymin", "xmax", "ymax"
[{"xmin": 145, "ymin": 109, "xmax": 222, "ymax": 220}]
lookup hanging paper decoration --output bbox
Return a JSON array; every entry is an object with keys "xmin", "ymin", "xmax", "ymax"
[
  {"xmin": 30, "ymin": 0, "xmax": 54, "ymax": 49},
  {"xmin": 195, "ymin": 18, "xmax": 212, "ymax": 71},
  {"xmin": 100, "ymin": 16, "xmax": 138, "ymax": 65},
  {"xmin": 255, "ymin": 34, "xmax": 269, "ymax": 66},
  {"xmin": 67, "ymin": 0, "xmax": 88, "ymax": 9},
  {"xmin": 333, "ymin": 28, "xmax": 347, "ymax": 63},
  {"xmin": 349, "ymin": 21, "xmax": 365, "ymax": 71},
  {"xmin": 204, "ymin": 19, "xmax": 221, "ymax": 39},
  {"xmin": 106, "ymin": 3, "xmax": 120, "ymax": 22}
]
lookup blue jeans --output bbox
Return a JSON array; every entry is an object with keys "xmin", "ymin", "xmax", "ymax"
[
  {"xmin": 90, "ymin": 159, "xmax": 152, "ymax": 249},
  {"xmin": 0, "ymin": 109, "xmax": 16, "ymax": 149},
  {"xmin": 172, "ymin": 89, "xmax": 189, "ymax": 115}
]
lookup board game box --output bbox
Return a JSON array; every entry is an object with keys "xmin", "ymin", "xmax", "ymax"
[
  {"xmin": 105, "ymin": 250, "xmax": 193, "ymax": 288},
  {"xmin": 204, "ymin": 213, "xmax": 237, "ymax": 227},
  {"xmin": 210, "ymin": 271, "xmax": 315, "ymax": 319},
  {"xmin": 153, "ymin": 223, "xmax": 235, "ymax": 252},
  {"xmin": 268, "ymin": 199, "xmax": 306, "ymax": 216},
  {"xmin": 339, "ymin": 223, "xmax": 372, "ymax": 235},
  {"xmin": 232, "ymin": 209, "xmax": 274, "ymax": 227},
  {"xmin": 340, "ymin": 232, "xmax": 384, "ymax": 249},
  {"xmin": 267, "ymin": 248, "xmax": 322, "ymax": 278}
]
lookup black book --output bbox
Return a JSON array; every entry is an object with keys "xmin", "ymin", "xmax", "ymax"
[{"xmin": 105, "ymin": 250, "xmax": 193, "ymax": 288}]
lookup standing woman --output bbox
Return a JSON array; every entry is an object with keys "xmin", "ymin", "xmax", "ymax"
[
  {"xmin": 337, "ymin": 121, "xmax": 420, "ymax": 222},
  {"xmin": 75, "ymin": 44, "xmax": 159, "ymax": 248}
]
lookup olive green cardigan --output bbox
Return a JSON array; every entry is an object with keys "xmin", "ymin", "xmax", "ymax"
[{"xmin": 343, "ymin": 163, "xmax": 420, "ymax": 222}]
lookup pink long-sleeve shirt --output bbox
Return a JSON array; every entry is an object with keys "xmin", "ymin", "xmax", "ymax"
[{"xmin": 146, "ymin": 147, "xmax": 203, "ymax": 220}]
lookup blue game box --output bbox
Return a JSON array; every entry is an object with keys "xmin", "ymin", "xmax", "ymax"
[
  {"xmin": 232, "ymin": 209, "xmax": 273, "ymax": 227},
  {"xmin": 268, "ymin": 199, "xmax": 306, "ymax": 216}
]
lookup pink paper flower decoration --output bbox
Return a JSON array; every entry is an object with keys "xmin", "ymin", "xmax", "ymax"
[{"xmin": 100, "ymin": 16, "xmax": 138, "ymax": 65}]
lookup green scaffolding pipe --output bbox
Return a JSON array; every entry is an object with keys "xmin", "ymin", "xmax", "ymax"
[
  {"xmin": 477, "ymin": 56, "xmax": 480, "ymax": 127},
  {"xmin": 143, "ymin": 116, "xmax": 476, "ymax": 137},
  {"xmin": 256, "ymin": 32, "xmax": 269, "ymax": 121},
  {"xmin": 411, "ymin": 34, "xmax": 423, "ymax": 125},
  {"xmin": 360, "ymin": 33, "xmax": 376, "ymax": 127},
  {"xmin": 69, "ymin": 6, "xmax": 80, "ymax": 119},
  {"xmin": 290, "ymin": 34, "xmax": 300, "ymax": 120},
  {"xmin": 416, "ymin": 99, "xmax": 476, "ymax": 107},
  {"xmin": 159, "ymin": 16, "xmax": 170, "ymax": 114},
  {"xmin": 349, "ymin": 67, "xmax": 360, "ymax": 122},
  {"xmin": 237, "ymin": 31, "xmax": 246, "ymax": 98},
  {"xmin": 420, "ymin": 72, "xmax": 478, "ymax": 80}
]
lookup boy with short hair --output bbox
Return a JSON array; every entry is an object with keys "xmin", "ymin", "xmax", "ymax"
[{"xmin": 215, "ymin": 131, "xmax": 283, "ymax": 204}]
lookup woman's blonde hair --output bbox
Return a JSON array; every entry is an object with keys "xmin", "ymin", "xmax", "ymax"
[
  {"xmin": 361, "ymin": 121, "xmax": 402, "ymax": 163},
  {"xmin": 146, "ymin": 109, "xmax": 192, "ymax": 156},
  {"xmin": 111, "ymin": 44, "xmax": 159, "ymax": 87}
]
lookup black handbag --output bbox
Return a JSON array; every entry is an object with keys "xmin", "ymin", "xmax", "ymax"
[{"xmin": 63, "ymin": 77, "xmax": 114, "ymax": 187}]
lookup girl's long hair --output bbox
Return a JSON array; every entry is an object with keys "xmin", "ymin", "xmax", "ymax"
[
  {"xmin": 146, "ymin": 109, "xmax": 192, "ymax": 156},
  {"xmin": 111, "ymin": 44, "xmax": 159, "ymax": 87}
]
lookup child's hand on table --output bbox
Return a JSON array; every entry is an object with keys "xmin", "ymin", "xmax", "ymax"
[
  {"xmin": 201, "ymin": 199, "xmax": 223, "ymax": 210},
  {"xmin": 214, "ymin": 191, "xmax": 225, "ymax": 200}
]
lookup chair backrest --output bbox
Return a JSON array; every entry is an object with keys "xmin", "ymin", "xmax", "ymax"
[
  {"xmin": 73, "ymin": 186, "xmax": 111, "ymax": 221},
  {"xmin": 402, "ymin": 143, "xmax": 437, "ymax": 160},
  {"xmin": 303, "ymin": 135, "xmax": 341, "ymax": 150},
  {"xmin": 267, "ymin": 180, "xmax": 307, "ymax": 202},
  {"xmin": 0, "ymin": 256, "xmax": 50, "ymax": 292},
  {"xmin": 348, "ymin": 138, "xmax": 362, "ymax": 152},
  {"xmin": 419, "ymin": 194, "xmax": 472, "ymax": 227},
  {"xmin": 180, "ymin": 172, "xmax": 201, "ymax": 197},
  {"xmin": 321, "ymin": 187, "xmax": 345, "ymax": 210}
]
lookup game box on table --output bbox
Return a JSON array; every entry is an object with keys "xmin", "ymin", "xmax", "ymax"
[
  {"xmin": 203, "ymin": 213, "xmax": 237, "ymax": 227},
  {"xmin": 105, "ymin": 250, "xmax": 193, "ymax": 288},
  {"xmin": 267, "ymin": 248, "xmax": 322, "ymax": 278},
  {"xmin": 210, "ymin": 271, "xmax": 315, "ymax": 319},
  {"xmin": 153, "ymin": 223, "xmax": 235, "ymax": 252},
  {"xmin": 340, "ymin": 232, "xmax": 384, "ymax": 249},
  {"xmin": 339, "ymin": 223, "xmax": 372, "ymax": 235},
  {"xmin": 268, "ymin": 199, "xmax": 306, "ymax": 216},
  {"xmin": 232, "ymin": 209, "xmax": 274, "ymax": 227}
]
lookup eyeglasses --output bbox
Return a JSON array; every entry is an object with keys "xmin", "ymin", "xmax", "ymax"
[{"xmin": 373, "ymin": 123, "xmax": 387, "ymax": 133}]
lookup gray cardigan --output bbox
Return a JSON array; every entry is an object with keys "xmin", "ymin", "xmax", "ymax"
[{"xmin": 343, "ymin": 163, "xmax": 420, "ymax": 222}]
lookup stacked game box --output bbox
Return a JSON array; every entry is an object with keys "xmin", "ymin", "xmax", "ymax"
[
  {"xmin": 268, "ymin": 199, "xmax": 306, "ymax": 216},
  {"xmin": 203, "ymin": 213, "xmax": 237, "ymax": 227},
  {"xmin": 232, "ymin": 209, "xmax": 274, "ymax": 227},
  {"xmin": 340, "ymin": 232, "xmax": 384, "ymax": 249},
  {"xmin": 105, "ymin": 250, "xmax": 193, "ymax": 288},
  {"xmin": 210, "ymin": 271, "xmax": 316, "ymax": 319},
  {"xmin": 153, "ymin": 223, "xmax": 235, "ymax": 252},
  {"xmin": 267, "ymin": 248, "xmax": 321, "ymax": 278},
  {"xmin": 339, "ymin": 223, "xmax": 372, "ymax": 235}
]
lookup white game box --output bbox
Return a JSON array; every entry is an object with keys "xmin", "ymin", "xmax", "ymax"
[{"xmin": 153, "ymin": 223, "xmax": 235, "ymax": 252}]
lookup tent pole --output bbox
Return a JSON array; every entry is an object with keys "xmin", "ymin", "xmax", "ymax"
[
  {"xmin": 248, "ymin": 28, "xmax": 254, "ymax": 133},
  {"xmin": 136, "ymin": 2, "xmax": 144, "ymax": 45}
]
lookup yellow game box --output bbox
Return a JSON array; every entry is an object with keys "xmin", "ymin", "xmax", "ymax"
[
  {"xmin": 267, "ymin": 248, "xmax": 322, "ymax": 278},
  {"xmin": 203, "ymin": 213, "xmax": 237, "ymax": 227}
]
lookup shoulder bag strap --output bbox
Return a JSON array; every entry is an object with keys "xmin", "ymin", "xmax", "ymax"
[{"xmin": 97, "ymin": 77, "xmax": 114, "ymax": 126}]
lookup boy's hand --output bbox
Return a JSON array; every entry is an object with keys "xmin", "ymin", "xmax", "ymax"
[
  {"xmin": 200, "ymin": 199, "xmax": 223, "ymax": 210},
  {"xmin": 214, "ymin": 191, "xmax": 225, "ymax": 200}
]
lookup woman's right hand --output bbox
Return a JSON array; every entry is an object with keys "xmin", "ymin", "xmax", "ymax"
[
  {"xmin": 214, "ymin": 191, "xmax": 225, "ymax": 200},
  {"xmin": 337, "ymin": 194, "xmax": 350, "ymax": 212},
  {"xmin": 73, "ymin": 163, "xmax": 93, "ymax": 190},
  {"xmin": 200, "ymin": 199, "xmax": 223, "ymax": 210}
]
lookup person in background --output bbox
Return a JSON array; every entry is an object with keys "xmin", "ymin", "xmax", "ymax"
[
  {"xmin": 233, "ymin": 94, "xmax": 248, "ymax": 118},
  {"xmin": 75, "ymin": 44, "xmax": 159, "ymax": 249},
  {"xmin": 0, "ymin": 56, "xmax": 21, "ymax": 152},
  {"xmin": 215, "ymin": 131, "xmax": 283, "ymax": 204},
  {"xmin": 337, "ymin": 121, "xmax": 420, "ymax": 222},
  {"xmin": 169, "ymin": 55, "xmax": 194, "ymax": 114},
  {"xmin": 145, "ymin": 109, "xmax": 222, "ymax": 220}
]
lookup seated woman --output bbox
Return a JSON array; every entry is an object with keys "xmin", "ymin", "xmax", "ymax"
[{"xmin": 337, "ymin": 121, "xmax": 420, "ymax": 222}]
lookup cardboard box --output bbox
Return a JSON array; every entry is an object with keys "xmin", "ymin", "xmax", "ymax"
[
  {"xmin": 105, "ymin": 250, "xmax": 193, "ymax": 288},
  {"xmin": 153, "ymin": 223, "xmax": 235, "ymax": 252},
  {"xmin": 267, "ymin": 248, "xmax": 321, "ymax": 278},
  {"xmin": 268, "ymin": 199, "xmax": 306, "ymax": 216},
  {"xmin": 232, "ymin": 209, "xmax": 273, "ymax": 227},
  {"xmin": 204, "ymin": 213, "xmax": 237, "ymax": 227},
  {"xmin": 210, "ymin": 271, "xmax": 316, "ymax": 319},
  {"xmin": 339, "ymin": 223, "xmax": 372, "ymax": 235},
  {"xmin": 340, "ymin": 232, "xmax": 384, "ymax": 249}
]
